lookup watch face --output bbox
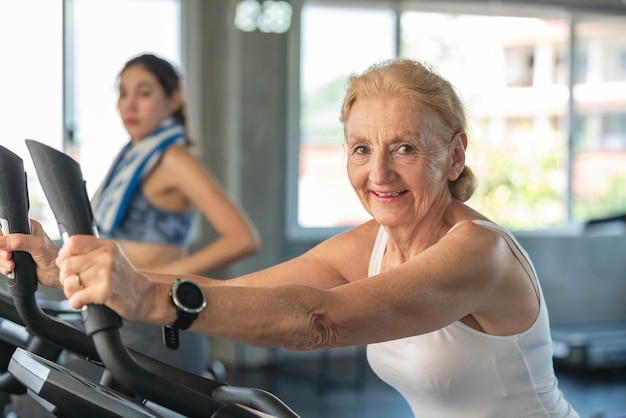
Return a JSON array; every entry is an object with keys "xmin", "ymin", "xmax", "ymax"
[{"xmin": 174, "ymin": 280, "xmax": 206, "ymax": 314}]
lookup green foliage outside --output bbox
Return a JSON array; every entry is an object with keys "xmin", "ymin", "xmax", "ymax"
[{"xmin": 573, "ymin": 175, "xmax": 626, "ymax": 222}]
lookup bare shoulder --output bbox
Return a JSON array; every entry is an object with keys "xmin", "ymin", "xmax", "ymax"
[
  {"xmin": 438, "ymin": 219, "xmax": 539, "ymax": 335},
  {"xmin": 155, "ymin": 145, "xmax": 213, "ymax": 185},
  {"xmin": 159, "ymin": 144, "xmax": 199, "ymax": 168},
  {"xmin": 144, "ymin": 144, "xmax": 215, "ymax": 202},
  {"xmin": 442, "ymin": 219, "xmax": 506, "ymax": 247},
  {"xmin": 432, "ymin": 219, "xmax": 518, "ymax": 276},
  {"xmin": 309, "ymin": 220, "xmax": 381, "ymax": 282},
  {"xmin": 320, "ymin": 219, "xmax": 380, "ymax": 250}
]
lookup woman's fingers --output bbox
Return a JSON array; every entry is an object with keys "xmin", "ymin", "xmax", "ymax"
[
  {"xmin": 0, "ymin": 219, "xmax": 63, "ymax": 287},
  {"xmin": 57, "ymin": 236, "xmax": 150, "ymax": 322},
  {"xmin": 58, "ymin": 236, "xmax": 119, "ymax": 309},
  {"xmin": 0, "ymin": 233, "xmax": 30, "ymax": 274}
]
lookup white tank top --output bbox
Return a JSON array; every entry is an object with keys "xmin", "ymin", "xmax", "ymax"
[{"xmin": 366, "ymin": 220, "xmax": 579, "ymax": 417}]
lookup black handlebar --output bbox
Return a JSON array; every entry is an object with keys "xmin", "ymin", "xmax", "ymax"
[
  {"xmin": 26, "ymin": 139, "xmax": 234, "ymax": 417},
  {"xmin": 0, "ymin": 144, "xmax": 101, "ymax": 359},
  {"xmin": 26, "ymin": 140, "xmax": 299, "ymax": 418},
  {"xmin": 0, "ymin": 144, "xmax": 38, "ymax": 297},
  {"xmin": 25, "ymin": 139, "xmax": 124, "ymax": 336},
  {"xmin": 0, "ymin": 146, "xmax": 227, "ymax": 397}
]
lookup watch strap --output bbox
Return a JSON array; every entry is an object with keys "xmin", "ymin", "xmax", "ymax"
[
  {"xmin": 172, "ymin": 313, "xmax": 195, "ymax": 330},
  {"xmin": 162, "ymin": 325, "xmax": 180, "ymax": 350}
]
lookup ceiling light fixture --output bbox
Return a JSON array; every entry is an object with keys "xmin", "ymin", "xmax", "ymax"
[{"xmin": 234, "ymin": 0, "xmax": 292, "ymax": 34}]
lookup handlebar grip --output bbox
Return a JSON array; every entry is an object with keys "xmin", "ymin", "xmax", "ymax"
[
  {"xmin": 0, "ymin": 145, "xmax": 38, "ymax": 297},
  {"xmin": 25, "ymin": 139, "xmax": 122, "ymax": 334}
]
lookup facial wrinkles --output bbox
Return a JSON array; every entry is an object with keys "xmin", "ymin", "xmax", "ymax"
[
  {"xmin": 345, "ymin": 97, "xmax": 452, "ymax": 227},
  {"xmin": 416, "ymin": 136, "xmax": 452, "ymax": 204}
]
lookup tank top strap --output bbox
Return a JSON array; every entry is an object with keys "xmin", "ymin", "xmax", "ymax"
[
  {"xmin": 368, "ymin": 225, "xmax": 388, "ymax": 277},
  {"xmin": 456, "ymin": 219, "xmax": 541, "ymax": 300}
]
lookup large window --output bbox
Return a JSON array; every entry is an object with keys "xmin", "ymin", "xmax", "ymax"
[
  {"xmin": 297, "ymin": 6, "xmax": 395, "ymax": 228},
  {"xmin": 401, "ymin": 12, "xmax": 570, "ymax": 230},
  {"xmin": 572, "ymin": 18, "xmax": 626, "ymax": 221},
  {"xmin": 2, "ymin": 0, "xmax": 180, "ymax": 238},
  {"xmin": 294, "ymin": 3, "xmax": 626, "ymax": 234},
  {"xmin": 1, "ymin": 1, "xmax": 63, "ymax": 235}
]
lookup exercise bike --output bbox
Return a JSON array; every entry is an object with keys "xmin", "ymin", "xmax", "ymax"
[{"xmin": 0, "ymin": 142, "xmax": 301, "ymax": 418}]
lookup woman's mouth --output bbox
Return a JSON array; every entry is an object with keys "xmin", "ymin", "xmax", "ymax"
[{"xmin": 373, "ymin": 190, "xmax": 407, "ymax": 197}]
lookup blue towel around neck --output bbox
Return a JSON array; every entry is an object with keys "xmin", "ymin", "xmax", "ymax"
[{"xmin": 91, "ymin": 118, "xmax": 186, "ymax": 235}]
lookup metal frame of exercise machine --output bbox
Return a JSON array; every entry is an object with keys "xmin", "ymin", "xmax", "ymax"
[{"xmin": 0, "ymin": 142, "xmax": 300, "ymax": 418}]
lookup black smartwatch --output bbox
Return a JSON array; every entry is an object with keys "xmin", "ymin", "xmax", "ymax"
[{"xmin": 163, "ymin": 279, "xmax": 206, "ymax": 349}]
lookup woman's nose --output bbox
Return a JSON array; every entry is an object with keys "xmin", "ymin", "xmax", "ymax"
[
  {"xmin": 369, "ymin": 152, "xmax": 394, "ymax": 184},
  {"xmin": 119, "ymin": 95, "xmax": 136, "ymax": 111}
]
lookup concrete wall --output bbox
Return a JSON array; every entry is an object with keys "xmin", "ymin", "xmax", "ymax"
[
  {"xmin": 187, "ymin": 1, "xmax": 291, "ymax": 281},
  {"xmin": 185, "ymin": 1, "xmax": 292, "ymax": 366}
]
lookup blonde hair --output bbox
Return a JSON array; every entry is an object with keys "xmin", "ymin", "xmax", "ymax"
[{"xmin": 340, "ymin": 58, "xmax": 475, "ymax": 202}]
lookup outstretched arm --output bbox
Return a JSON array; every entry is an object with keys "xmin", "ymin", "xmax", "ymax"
[{"xmin": 56, "ymin": 221, "xmax": 538, "ymax": 352}]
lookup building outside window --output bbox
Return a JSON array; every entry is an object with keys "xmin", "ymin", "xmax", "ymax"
[{"xmin": 294, "ymin": 3, "xmax": 626, "ymax": 234}]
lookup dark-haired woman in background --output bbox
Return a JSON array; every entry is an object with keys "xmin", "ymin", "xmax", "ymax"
[{"xmin": 90, "ymin": 53, "xmax": 260, "ymax": 374}]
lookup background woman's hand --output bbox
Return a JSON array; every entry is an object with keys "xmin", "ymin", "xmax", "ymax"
[{"xmin": 0, "ymin": 219, "xmax": 62, "ymax": 289}]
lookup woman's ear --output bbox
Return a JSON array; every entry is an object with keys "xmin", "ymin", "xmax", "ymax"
[
  {"xmin": 169, "ymin": 89, "xmax": 183, "ymax": 114},
  {"xmin": 447, "ymin": 132, "xmax": 467, "ymax": 181}
]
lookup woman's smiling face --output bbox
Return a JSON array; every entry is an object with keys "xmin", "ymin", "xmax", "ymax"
[{"xmin": 345, "ymin": 95, "xmax": 452, "ymax": 228}]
